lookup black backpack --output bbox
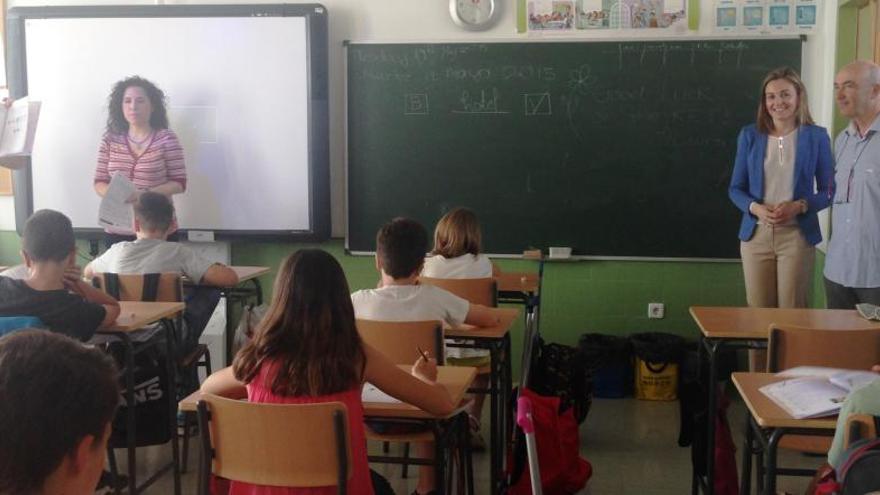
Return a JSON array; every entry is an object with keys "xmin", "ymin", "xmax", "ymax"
[{"xmin": 529, "ymin": 336, "xmax": 593, "ymax": 423}]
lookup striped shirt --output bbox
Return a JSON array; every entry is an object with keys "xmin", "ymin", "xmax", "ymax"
[{"xmin": 94, "ymin": 129, "xmax": 187, "ymax": 190}]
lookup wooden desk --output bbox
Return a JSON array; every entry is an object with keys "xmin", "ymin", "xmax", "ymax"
[
  {"xmin": 691, "ymin": 306, "xmax": 879, "ymax": 339},
  {"xmin": 179, "ymin": 366, "xmax": 477, "ymax": 495},
  {"xmin": 181, "ymin": 366, "xmax": 476, "ymax": 416},
  {"xmin": 690, "ymin": 306, "xmax": 876, "ymax": 495},
  {"xmin": 96, "ymin": 301, "xmax": 184, "ymax": 495},
  {"xmin": 446, "ymin": 306, "xmax": 518, "ymax": 495},
  {"xmin": 732, "ymin": 372, "xmax": 836, "ymax": 495},
  {"xmin": 230, "ymin": 265, "xmax": 270, "ymax": 283},
  {"xmin": 110, "ymin": 301, "xmax": 185, "ymax": 331}
]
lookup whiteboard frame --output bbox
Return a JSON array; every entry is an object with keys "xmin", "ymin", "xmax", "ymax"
[{"xmin": 7, "ymin": 4, "xmax": 331, "ymax": 242}]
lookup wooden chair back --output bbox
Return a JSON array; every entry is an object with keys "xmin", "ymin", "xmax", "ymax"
[
  {"xmin": 92, "ymin": 272, "xmax": 183, "ymax": 303},
  {"xmin": 196, "ymin": 394, "xmax": 351, "ymax": 494},
  {"xmin": 846, "ymin": 414, "xmax": 880, "ymax": 449},
  {"xmin": 419, "ymin": 277, "xmax": 497, "ymax": 307},
  {"xmin": 767, "ymin": 324, "xmax": 880, "ymax": 372},
  {"xmin": 356, "ymin": 319, "xmax": 445, "ymax": 365}
]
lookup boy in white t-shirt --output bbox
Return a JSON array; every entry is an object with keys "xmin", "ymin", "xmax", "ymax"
[
  {"xmin": 84, "ymin": 192, "xmax": 239, "ymax": 353},
  {"xmin": 351, "ymin": 217, "xmax": 498, "ymax": 495}
]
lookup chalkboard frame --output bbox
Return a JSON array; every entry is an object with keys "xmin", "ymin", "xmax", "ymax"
[
  {"xmin": 7, "ymin": 4, "xmax": 331, "ymax": 243},
  {"xmin": 344, "ymin": 37, "xmax": 805, "ymax": 261}
]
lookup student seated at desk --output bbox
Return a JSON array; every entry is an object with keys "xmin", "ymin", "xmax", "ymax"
[
  {"xmin": 0, "ymin": 330, "xmax": 120, "ymax": 495},
  {"xmin": 201, "ymin": 249, "xmax": 455, "ymax": 495},
  {"xmin": 0, "ymin": 210, "xmax": 119, "ymax": 341},
  {"xmin": 422, "ymin": 207, "xmax": 496, "ymax": 279},
  {"xmin": 828, "ymin": 364, "xmax": 880, "ymax": 469},
  {"xmin": 422, "ymin": 207, "xmax": 495, "ymax": 448},
  {"xmin": 84, "ymin": 192, "xmax": 238, "ymax": 351},
  {"xmin": 351, "ymin": 217, "xmax": 499, "ymax": 495}
]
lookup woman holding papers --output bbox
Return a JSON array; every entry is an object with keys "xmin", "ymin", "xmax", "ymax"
[
  {"xmin": 93, "ymin": 76, "xmax": 186, "ymax": 243},
  {"xmin": 729, "ymin": 69, "xmax": 834, "ymax": 304}
]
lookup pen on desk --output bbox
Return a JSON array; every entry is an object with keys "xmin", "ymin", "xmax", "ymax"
[{"xmin": 417, "ymin": 346, "xmax": 430, "ymax": 361}]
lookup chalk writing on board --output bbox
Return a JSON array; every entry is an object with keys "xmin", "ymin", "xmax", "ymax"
[
  {"xmin": 614, "ymin": 41, "xmax": 749, "ymax": 70},
  {"xmin": 524, "ymin": 93, "xmax": 552, "ymax": 116},
  {"xmin": 404, "ymin": 94, "xmax": 429, "ymax": 115},
  {"xmin": 501, "ymin": 65, "xmax": 557, "ymax": 82},
  {"xmin": 451, "ymin": 88, "xmax": 510, "ymax": 115},
  {"xmin": 567, "ymin": 65, "xmax": 597, "ymax": 94}
]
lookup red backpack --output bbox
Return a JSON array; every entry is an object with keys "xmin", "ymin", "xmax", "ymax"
[{"xmin": 507, "ymin": 387, "xmax": 592, "ymax": 495}]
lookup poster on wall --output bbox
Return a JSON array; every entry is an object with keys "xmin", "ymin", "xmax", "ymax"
[
  {"xmin": 767, "ymin": 0, "xmax": 794, "ymax": 32},
  {"xmin": 742, "ymin": 0, "xmax": 766, "ymax": 33},
  {"xmin": 714, "ymin": 0, "xmax": 738, "ymax": 32},
  {"xmin": 794, "ymin": 0, "xmax": 818, "ymax": 32},
  {"xmin": 575, "ymin": 0, "xmax": 611, "ymax": 29},
  {"xmin": 527, "ymin": 0, "xmax": 575, "ymax": 31},
  {"xmin": 619, "ymin": 0, "xmax": 686, "ymax": 29},
  {"xmin": 527, "ymin": 0, "xmax": 686, "ymax": 32}
]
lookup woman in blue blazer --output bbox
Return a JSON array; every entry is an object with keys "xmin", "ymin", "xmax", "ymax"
[{"xmin": 729, "ymin": 67, "xmax": 834, "ymax": 319}]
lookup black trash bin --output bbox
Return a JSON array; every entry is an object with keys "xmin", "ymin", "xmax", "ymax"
[{"xmin": 579, "ymin": 333, "xmax": 632, "ymax": 398}]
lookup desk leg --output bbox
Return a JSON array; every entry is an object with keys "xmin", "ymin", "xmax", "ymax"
[
  {"xmin": 120, "ymin": 333, "xmax": 138, "ymax": 495},
  {"xmin": 741, "ymin": 414, "xmax": 754, "ymax": 495},
  {"xmin": 434, "ymin": 423, "xmax": 447, "ymax": 495},
  {"xmin": 702, "ymin": 337, "xmax": 721, "ymax": 495},
  {"xmin": 502, "ymin": 333, "xmax": 513, "ymax": 454},
  {"xmin": 252, "ymin": 279, "xmax": 263, "ymax": 305},
  {"xmin": 162, "ymin": 320, "xmax": 182, "ymax": 495},
  {"xmin": 489, "ymin": 342, "xmax": 501, "ymax": 495},
  {"xmin": 224, "ymin": 289, "xmax": 234, "ymax": 366},
  {"xmin": 764, "ymin": 429, "xmax": 784, "ymax": 495}
]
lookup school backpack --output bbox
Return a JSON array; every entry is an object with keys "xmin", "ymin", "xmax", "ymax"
[
  {"xmin": 529, "ymin": 336, "xmax": 593, "ymax": 424},
  {"xmin": 814, "ymin": 416, "xmax": 880, "ymax": 495}
]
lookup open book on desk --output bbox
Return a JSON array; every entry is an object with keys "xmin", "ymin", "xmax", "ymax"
[
  {"xmin": 0, "ymin": 97, "xmax": 41, "ymax": 170},
  {"xmin": 761, "ymin": 366, "xmax": 880, "ymax": 419}
]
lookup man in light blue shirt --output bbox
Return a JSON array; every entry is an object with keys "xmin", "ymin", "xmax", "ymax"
[{"xmin": 824, "ymin": 60, "xmax": 880, "ymax": 308}]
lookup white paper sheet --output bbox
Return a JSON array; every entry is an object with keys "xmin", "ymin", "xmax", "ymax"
[
  {"xmin": 361, "ymin": 382, "xmax": 402, "ymax": 404},
  {"xmin": 98, "ymin": 172, "xmax": 136, "ymax": 234}
]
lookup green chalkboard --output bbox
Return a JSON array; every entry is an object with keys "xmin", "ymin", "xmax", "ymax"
[{"xmin": 346, "ymin": 39, "xmax": 802, "ymax": 258}]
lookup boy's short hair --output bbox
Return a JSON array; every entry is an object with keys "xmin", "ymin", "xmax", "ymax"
[
  {"xmin": 376, "ymin": 217, "xmax": 428, "ymax": 279},
  {"xmin": 22, "ymin": 209, "xmax": 75, "ymax": 262},
  {"xmin": 0, "ymin": 330, "xmax": 119, "ymax": 494},
  {"xmin": 135, "ymin": 192, "xmax": 174, "ymax": 233}
]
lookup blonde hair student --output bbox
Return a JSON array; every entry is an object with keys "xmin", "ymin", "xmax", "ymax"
[{"xmin": 423, "ymin": 207, "xmax": 494, "ymax": 279}]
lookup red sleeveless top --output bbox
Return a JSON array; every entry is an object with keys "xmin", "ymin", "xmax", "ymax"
[{"xmin": 228, "ymin": 362, "xmax": 374, "ymax": 495}]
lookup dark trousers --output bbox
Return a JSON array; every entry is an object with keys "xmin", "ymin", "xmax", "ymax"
[{"xmin": 824, "ymin": 277, "xmax": 880, "ymax": 309}]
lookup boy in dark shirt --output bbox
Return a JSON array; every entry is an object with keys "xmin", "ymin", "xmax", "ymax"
[{"xmin": 0, "ymin": 210, "xmax": 119, "ymax": 340}]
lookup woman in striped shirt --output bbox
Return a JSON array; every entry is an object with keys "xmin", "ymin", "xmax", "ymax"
[{"xmin": 94, "ymin": 76, "xmax": 186, "ymax": 242}]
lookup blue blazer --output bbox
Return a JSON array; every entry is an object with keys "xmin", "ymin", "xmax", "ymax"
[{"xmin": 728, "ymin": 124, "xmax": 834, "ymax": 245}]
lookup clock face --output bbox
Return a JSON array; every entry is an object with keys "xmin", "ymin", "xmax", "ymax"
[{"xmin": 452, "ymin": 0, "xmax": 497, "ymax": 29}]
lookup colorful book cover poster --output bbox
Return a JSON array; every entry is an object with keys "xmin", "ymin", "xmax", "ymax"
[
  {"xmin": 528, "ymin": 0, "xmax": 575, "ymax": 31},
  {"xmin": 714, "ymin": 0, "xmax": 738, "ymax": 32},
  {"xmin": 742, "ymin": 0, "xmax": 765, "ymax": 32},
  {"xmin": 576, "ymin": 0, "xmax": 611, "ymax": 29},
  {"xmin": 620, "ymin": 0, "xmax": 686, "ymax": 29},
  {"xmin": 768, "ymin": 0, "xmax": 793, "ymax": 32},
  {"xmin": 795, "ymin": 0, "xmax": 818, "ymax": 32}
]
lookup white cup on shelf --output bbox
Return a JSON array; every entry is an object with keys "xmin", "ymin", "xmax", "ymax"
[{"xmin": 548, "ymin": 247, "xmax": 572, "ymax": 259}]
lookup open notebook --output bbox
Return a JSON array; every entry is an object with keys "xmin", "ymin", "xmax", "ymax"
[
  {"xmin": 760, "ymin": 366, "xmax": 880, "ymax": 419},
  {"xmin": 361, "ymin": 383, "xmax": 401, "ymax": 404}
]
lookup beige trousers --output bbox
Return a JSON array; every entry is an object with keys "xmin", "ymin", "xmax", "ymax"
[{"xmin": 740, "ymin": 224, "xmax": 815, "ymax": 370}]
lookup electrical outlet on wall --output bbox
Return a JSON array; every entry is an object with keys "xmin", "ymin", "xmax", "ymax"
[{"xmin": 648, "ymin": 303, "xmax": 665, "ymax": 319}]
